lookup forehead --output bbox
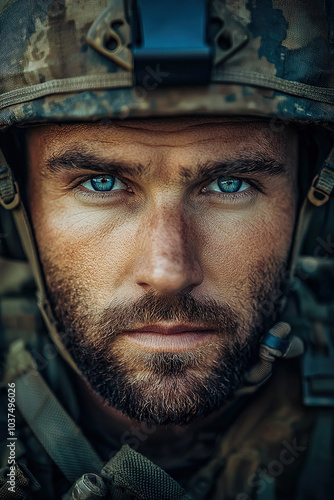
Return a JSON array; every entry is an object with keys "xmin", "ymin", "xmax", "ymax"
[{"xmin": 27, "ymin": 117, "xmax": 288, "ymax": 157}]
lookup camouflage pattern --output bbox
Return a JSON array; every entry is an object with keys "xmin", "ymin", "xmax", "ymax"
[{"xmin": 0, "ymin": 0, "xmax": 333, "ymax": 129}]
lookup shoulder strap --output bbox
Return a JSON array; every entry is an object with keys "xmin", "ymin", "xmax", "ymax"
[{"xmin": 3, "ymin": 340, "xmax": 103, "ymax": 484}]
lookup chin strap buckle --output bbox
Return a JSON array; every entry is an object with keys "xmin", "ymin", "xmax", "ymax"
[
  {"xmin": 0, "ymin": 180, "xmax": 20, "ymax": 210},
  {"xmin": 308, "ymin": 146, "xmax": 334, "ymax": 207},
  {"xmin": 0, "ymin": 149, "xmax": 20, "ymax": 210}
]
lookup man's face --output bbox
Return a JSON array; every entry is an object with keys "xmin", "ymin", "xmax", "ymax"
[{"xmin": 26, "ymin": 118, "xmax": 298, "ymax": 425}]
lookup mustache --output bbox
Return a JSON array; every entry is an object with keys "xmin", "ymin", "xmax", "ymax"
[{"xmin": 95, "ymin": 292, "xmax": 241, "ymax": 338}]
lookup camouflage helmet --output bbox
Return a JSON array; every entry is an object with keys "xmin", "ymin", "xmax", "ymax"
[
  {"xmin": 0, "ymin": 0, "xmax": 334, "ymax": 376},
  {"xmin": 0, "ymin": 0, "xmax": 333, "ymax": 128}
]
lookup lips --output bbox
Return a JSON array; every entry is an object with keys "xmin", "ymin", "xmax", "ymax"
[{"xmin": 122, "ymin": 324, "xmax": 218, "ymax": 351}]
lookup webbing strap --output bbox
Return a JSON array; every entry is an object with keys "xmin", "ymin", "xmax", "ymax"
[
  {"xmin": 307, "ymin": 146, "xmax": 334, "ymax": 206},
  {"xmin": 11, "ymin": 204, "xmax": 47, "ymax": 310},
  {"xmin": 313, "ymin": 164, "xmax": 334, "ymax": 196},
  {"xmin": 102, "ymin": 445, "xmax": 192, "ymax": 500},
  {"xmin": 0, "ymin": 146, "xmax": 82, "ymax": 375},
  {"xmin": 6, "ymin": 340, "xmax": 104, "ymax": 483},
  {"xmin": 0, "ymin": 149, "xmax": 19, "ymax": 209},
  {"xmin": 11, "ymin": 203, "xmax": 82, "ymax": 375},
  {"xmin": 290, "ymin": 197, "xmax": 314, "ymax": 272},
  {"xmin": 290, "ymin": 143, "xmax": 334, "ymax": 273}
]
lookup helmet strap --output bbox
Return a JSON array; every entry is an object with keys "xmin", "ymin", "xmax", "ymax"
[
  {"xmin": 0, "ymin": 147, "xmax": 82, "ymax": 376},
  {"xmin": 290, "ymin": 143, "xmax": 334, "ymax": 273}
]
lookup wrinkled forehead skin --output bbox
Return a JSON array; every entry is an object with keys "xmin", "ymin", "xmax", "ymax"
[{"xmin": 0, "ymin": 0, "xmax": 333, "ymax": 128}]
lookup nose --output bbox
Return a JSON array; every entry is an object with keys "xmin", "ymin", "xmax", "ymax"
[{"xmin": 134, "ymin": 207, "xmax": 203, "ymax": 295}]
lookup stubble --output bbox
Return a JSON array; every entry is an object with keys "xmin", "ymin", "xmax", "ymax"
[{"xmin": 41, "ymin": 255, "xmax": 288, "ymax": 426}]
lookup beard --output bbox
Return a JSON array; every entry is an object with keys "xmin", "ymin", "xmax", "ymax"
[{"xmin": 43, "ymin": 258, "xmax": 288, "ymax": 426}]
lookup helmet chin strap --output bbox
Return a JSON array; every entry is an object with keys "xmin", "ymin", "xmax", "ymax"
[
  {"xmin": 0, "ymin": 148, "xmax": 82, "ymax": 376},
  {"xmin": 239, "ymin": 143, "xmax": 334, "ymax": 394},
  {"xmin": 13, "ymin": 203, "xmax": 83, "ymax": 377},
  {"xmin": 1, "ymin": 145, "xmax": 334, "ymax": 391}
]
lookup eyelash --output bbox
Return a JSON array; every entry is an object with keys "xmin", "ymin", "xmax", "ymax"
[
  {"xmin": 199, "ymin": 177, "xmax": 264, "ymax": 203},
  {"xmin": 72, "ymin": 174, "xmax": 132, "ymax": 193}
]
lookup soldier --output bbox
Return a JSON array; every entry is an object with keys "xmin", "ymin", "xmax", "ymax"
[{"xmin": 0, "ymin": 1, "xmax": 333, "ymax": 499}]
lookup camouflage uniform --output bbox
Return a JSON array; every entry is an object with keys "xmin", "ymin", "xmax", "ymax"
[{"xmin": 0, "ymin": 1, "xmax": 333, "ymax": 499}]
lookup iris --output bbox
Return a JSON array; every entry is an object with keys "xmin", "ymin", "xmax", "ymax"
[
  {"xmin": 90, "ymin": 176, "xmax": 115, "ymax": 191},
  {"xmin": 218, "ymin": 178, "xmax": 242, "ymax": 193}
]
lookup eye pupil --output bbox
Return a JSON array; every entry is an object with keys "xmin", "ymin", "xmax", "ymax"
[
  {"xmin": 218, "ymin": 178, "xmax": 242, "ymax": 193},
  {"xmin": 91, "ymin": 176, "xmax": 115, "ymax": 191}
]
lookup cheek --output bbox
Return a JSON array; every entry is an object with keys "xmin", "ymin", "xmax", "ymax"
[
  {"xmin": 32, "ymin": 200, "xmax": 142, "ymax": 305},
  {"xmin": 31, "ymin": 187, "xmax": 296, "ymax": 309},
  {"xmin": 197, "ymin": 198, "xmax": 295, "ymax": 298}
]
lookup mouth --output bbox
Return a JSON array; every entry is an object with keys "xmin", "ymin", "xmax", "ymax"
[{"xmin": 122, "ymin": 323, "xmax": 218, "ymax": 352}]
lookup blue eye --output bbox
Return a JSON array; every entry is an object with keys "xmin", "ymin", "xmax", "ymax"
[
  {"xmin": 205, "ymin": 177, "xmax": 250, "ymax": 194},
  {"xmin": 218, "ymin": 178, "xmax": 242, "ymax": 193},
  {"xmin": 82, "ymin": 175, "xmax": 127, "ymax": 192},
  {"xmin": 91, "ymin": 176, "xmax": 114, "ymax": 191},
  {"xmin": 217, "ymin": 177, "xmax": 243, "ymax": 193}
]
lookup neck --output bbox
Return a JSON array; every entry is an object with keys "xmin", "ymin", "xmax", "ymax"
[{"xmin": 76, "ymin": 375, "xmax": 237, "ymax": 469}]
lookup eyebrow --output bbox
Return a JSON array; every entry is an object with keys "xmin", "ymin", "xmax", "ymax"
[
  {"xmin": 44, "ymin": 149, "xmax": 148, "ymax": 178},
  {"xmin": 43, "ymin": 148, "xmax": 287, "ymax": 182},
  {"xmin": 181, "ymin": 155, "xmax": 287, "ymax": 182}
]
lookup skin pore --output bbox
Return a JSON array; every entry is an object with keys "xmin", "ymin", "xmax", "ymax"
[{"xmin": 26, "ymin": 118, "xmax": 298, "ymax": 435}]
